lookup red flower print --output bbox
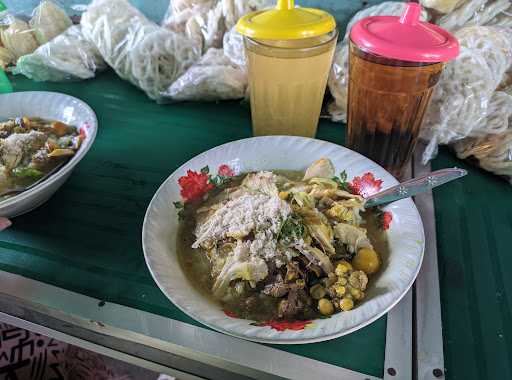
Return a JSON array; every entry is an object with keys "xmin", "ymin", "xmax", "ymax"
[
  {"xmin": 350, "ymin": 172, "xmax": 383, "ymax": 197},
  {"xmin": 252, "ymin": 320, "xmax": 313, "ymax": 332},
  {"xmin": 225, "ymin": 310, "xmax": 313, "ymax": 332},
  {"xmin": 178, "ymin": 170, "xmax": 214, "ymax": 202},
  {"xmin": 224, "ymin": 309, "xmax": 238, "ymax": 318},
  {"xmin": 218, "ymin": 164, "xmax": 235, "ymax": 177},
  {"xmin": 381, "ymin": 211, "xmax": 393, "ymax": 230}
]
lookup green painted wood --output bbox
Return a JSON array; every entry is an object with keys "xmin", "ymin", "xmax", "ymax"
[
  {"xmin": 431, "ymin": 149, "xmax": 512, "ymax": 380},
  {"xmin": 0, "ymin": 69, "xmax": 11, "ymax": 93},
  {"xmin": 1, "ymin": 71, "xmax": 386, "ymax": 378}
]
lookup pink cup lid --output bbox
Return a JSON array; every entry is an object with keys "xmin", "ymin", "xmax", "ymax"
[{"xmin": 350, "ymin": 2, "xmax": 459, "ymax": 63}]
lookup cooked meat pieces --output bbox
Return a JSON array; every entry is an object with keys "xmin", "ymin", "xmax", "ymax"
[
  {"xmin": 285, "ymin": 261, "xmax": 302, "ymax": 282},
  {"xmin": 263, "ymin": 281, "xmax": 290, "ymax": 298},
  {"xmin": 277, "ymin": 289, "xmax": 303, "ymax": 319}
]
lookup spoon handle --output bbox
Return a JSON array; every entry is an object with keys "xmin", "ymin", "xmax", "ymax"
[{"xmin": 364, "ymin": 168, "xmax": 467, "ymax": 208}]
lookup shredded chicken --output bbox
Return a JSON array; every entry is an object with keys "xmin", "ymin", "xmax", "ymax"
[
  {"xmin": 212, "ymin": 240, "xmax": 269, "ymax": 297},
  {"xmin": 193, "ymin": 192, "xmax": 291, "ymax": 249},
  {"xmin": 333, "ymin": 223, "xmax": 373, "ymax": 253}
]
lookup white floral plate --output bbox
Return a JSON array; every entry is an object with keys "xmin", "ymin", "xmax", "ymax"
[{"xmin": 142, "ymin": 136, "xmax": 424, "ymax": 344}]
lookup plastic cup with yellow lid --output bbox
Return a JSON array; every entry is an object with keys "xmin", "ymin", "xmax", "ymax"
[{"xmin": 236, "ymin": 0, "xmax": 337, "ymax": 138}]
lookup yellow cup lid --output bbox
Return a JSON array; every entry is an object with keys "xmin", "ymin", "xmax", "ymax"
[{"xmin": 236, "ymin": 0, "xmax": 336, "ymax": 40}]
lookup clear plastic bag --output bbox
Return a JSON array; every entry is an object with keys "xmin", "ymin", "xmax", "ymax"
[
  {"xmin": 0, "ymin": 47, "xmax": 14, "ymax": 70},
  {"xmin": 167, "ymin": 0, "xmax": 215, "ymax": 15},
  {"xmin": 13, "ymin": 25, "xmax": 106, "ymax": 82},
  {"xmin": 432, "ymin": 0, "xmax": 512, "ymax": 31},
  {"xmin": 223, "ymin": 26, "xmax": 245, "ymax": 67},
  {"xmin": 29, "ymin": 0, "xmax": 72, "ymax": 45},
  {"xmin": 327, "ymin": 44, "xmax": 349, "ymax": 122},
  {"xmin": 0, "ymin": 7, "xmax": 17, "ymax": 68},
  {"xmin": 465, "ymin": 0, "xmax": 512, "ymax": 27},
  {"xmin": 0, "ymin": 17, "xmax": 39, "ymax": 64},
  {"xmin": 161, "ymin": 0, "xmax": 273, "ymax": 53},
  {"xmin": 159, "ymin": 0, "xmax": 272, "ymax": 102},
  {"xmin": 162, "ymin": 0, "xmax": 225, "ymax": 52},
  {"xmin": 436, "ymin": 0, "xmax": 487, "ymax": 30},
  {"xmin": 0, "ymin": 0, "xmax": 75, "ymax": 69},
  {"xmin": 327, "ymin": 1, "xmax": 429, "ymax": 122},
  {"xmin": 162, "ymin": 48, "xmax": 247, "ymax": 101},
  {"xmin": 486, "ymin": 2, "xmax": 512, "ymax": 27},
  {"xmin": 452, "ymin": 85, "xmax": 512, "ymax": 184},
  {"xmin": 81, "ymin": 0, "xmax": 201, "ymax": 102},
  {"xmin": 420, "ymin": 0, "xmax": 466, "ymax": 14},
  {"xmin": 454, "ymin": 127, "xmax": 512, "ymax": 180},
  {"xmin": 420, "ymin": 26, "xmax": 512, "ymax": 162}
]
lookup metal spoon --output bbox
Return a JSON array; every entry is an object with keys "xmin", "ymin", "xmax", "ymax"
[
  {"xmin": 364, "ymin": 168, "xmax": 467, "ymax": 208},
  {"xmin": 0, "ymin": 162, "xmax": 66, "ymax": 198}
]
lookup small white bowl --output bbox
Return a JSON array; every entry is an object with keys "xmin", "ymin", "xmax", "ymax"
[{"xmin": 0, "ymin": 91, "xmax": 97, "ymax": 218}]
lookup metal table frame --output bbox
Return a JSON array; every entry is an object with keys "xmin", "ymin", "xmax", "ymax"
[{"xmin": 0, "ymin": 149, "xmax": 444, "ymax": 380}]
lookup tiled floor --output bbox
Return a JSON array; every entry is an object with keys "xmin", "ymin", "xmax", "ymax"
[{"xmin": 0, "ymin": 323, "xmax": 162, "ymax": 379}]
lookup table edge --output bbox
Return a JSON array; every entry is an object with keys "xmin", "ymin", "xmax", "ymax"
[{"xmin": 0, "ymin": 269, "xmax": 380, "ymax": 380}]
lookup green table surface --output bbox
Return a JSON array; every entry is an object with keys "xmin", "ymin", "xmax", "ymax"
[
  {"xmin": 431, "ymin": 151, "xmax": 512, "ymax": 380},
  {"xmin": 2, "ymin": 70, "xmax": 511, "ymax": 380},
  {"xmin": 2, "ymin": 71, "xmax": 386, "ymax": 378}
]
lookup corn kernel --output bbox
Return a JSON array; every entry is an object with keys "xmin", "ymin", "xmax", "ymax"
[
  {"xmin": 335, "ymin": 261, "xmax": 353, "ymax": 276},
  {"xmin": 318, "ymin": 298, "xmax": 334, "ymax": 316},
  {"xmin": 350, "ymin": 288, "xmax": 363, "ymax": 300},
  {"xmin": 334, "ymin": 285, "xmax": 346, "ymax": 296},
  {"xmin": 340, "ymin": 298, "xmax": 354, "ymax": 311}
]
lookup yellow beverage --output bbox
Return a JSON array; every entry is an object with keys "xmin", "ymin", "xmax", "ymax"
[{"xmin": 244, "ymin": 33, "xmax": 337, "ymax": 137}]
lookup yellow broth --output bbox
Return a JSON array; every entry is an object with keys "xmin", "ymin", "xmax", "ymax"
[
  {"xmin": 177, "ymin": 171, "xmax": 389, "ymax": 321},
  {"xmin": 0, "ymin": 156, "xmax": 70, "ymax": 198}
]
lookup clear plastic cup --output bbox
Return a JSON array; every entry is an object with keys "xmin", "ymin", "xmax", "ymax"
[
  {"xmin": 347, "ymin": 42, "xmax": 444, "ymax": 177},
  {"xmin": 244, "ymin": 31, "xmax": 338, "ymax": 137},
  {"xmin": 346, "ymin": 2, "xmax": 458, "ymax": 178}
]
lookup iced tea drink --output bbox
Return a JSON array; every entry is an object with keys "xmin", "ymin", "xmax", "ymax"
[
  {"xmin": 346, "ymin": 2, "xmax": 459, "ymax": 178},
  {"xmin": 347, "ymin": 43, "xmax": 444, "ymax": 177}
]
